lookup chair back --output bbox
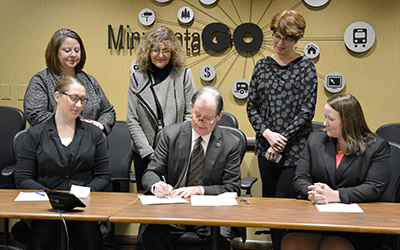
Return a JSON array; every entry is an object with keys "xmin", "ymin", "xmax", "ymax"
[
  {"xmin": 376, "ymin": 123, "xmax": 400, "ymax": 145},
  {"xmin": 312, "ymin": 121, "xmax": 325, "ymax": 132},
  {"xmin": 219, "ymin": 126, "xmax": 247, "ymax": 163},
  {"xmin": 0, "ymin": 106, "xmax": 25, "ymax": 188},
  {"xmin": 106, "ymin": 121, "xmax": 134, "ymax": 192},
  {"xmin": 216, "ymin": 112, "xmax": 238, "ymax": 128},
  {"xmin": 381, "ymin": 142, "xmax": 400, "ymax": 202}
]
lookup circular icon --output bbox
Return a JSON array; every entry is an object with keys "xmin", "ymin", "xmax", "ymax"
[
  {"xmin": 231, "ymin": 79, "xmax": 249, "ymax": 99},
  {"xmin": 304, "ymin": 43, "xmax": 320, "ymax": 59},
  {"xmin": 139, "ymin": 8, "xmax": 155, "ymax": 26},
  {"xmin": 178, "ymin": 6, "xmax": 194, "ymax": 24},
  {"xmin": 200, "ymin": 64, "xmax": 216, "ymax": 81},
  {"xmin": 200, "ymin": 0, "xmax": 217, "ymax": 5},
  {"xmin": 303, "ymin": 0, "xmax": 330, "ymax": 7},
  {"xmin": 344, "ymin": 21, "xmax": 375, "ymax": 53},
  {"xmin": 324, "ymin": 71, "xmax": 345, "ymax": 93},
  {"xmin": 130, "ymin": 59, "xmax": 140, "ymax": 74}
]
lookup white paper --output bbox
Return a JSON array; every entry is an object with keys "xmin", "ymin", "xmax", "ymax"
[
  {"xmin": 315, "ymin": 203, "xmax": 364, "ymax": 213},
  {"xmin": 190, "ymin": 194, "xmax": 238, "ymax": 206},
  {"xmin": 138, "ymin": 195, "xmax": 189, "ymax": 205},
  {"xmin": 70, "ymin": 185, "xmax": 91, "ymax": 198},
  {"xmin": 14, "ymin": 191, "xmax": 49, "ymax": 201}
]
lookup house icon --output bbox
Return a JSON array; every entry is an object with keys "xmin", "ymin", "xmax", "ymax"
[
  {"xmin": 304, "ymin": 43, "xmax": 320, "ymax": 59},
  {"xmin": 306, "ymin": 44, "xmax": 317, "ymax": 54}
]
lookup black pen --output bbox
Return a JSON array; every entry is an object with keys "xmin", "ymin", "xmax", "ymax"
[{"xmin": 240, "ymin": 198, "xmax": 249, "ymax": 205}]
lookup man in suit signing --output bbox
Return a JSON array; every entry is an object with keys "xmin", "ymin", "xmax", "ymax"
[{"xmin": 141, "ymin": 86, "xmax": 242, "ymax": 250}]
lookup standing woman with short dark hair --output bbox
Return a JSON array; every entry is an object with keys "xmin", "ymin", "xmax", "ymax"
[
  {"xmin": 246, "ymin": 10, "xmax": 318, "ymax": 249},
  {"xmin": 24, "ymin": 28, "xmax": 116, "ymax": 134},
  {"xmin": 127, "ymin": 24, "xmax": 195, "ymax": 191}
]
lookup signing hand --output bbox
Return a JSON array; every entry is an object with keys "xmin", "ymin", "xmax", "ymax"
[
  {"xmin": 307, "ymin": 183, "xmax": 340, "ymax": 204},
  {"xmin": 171, "ymin": 186, "xmax": 201, "ymax": 198},
  {"xmin": 262, "ymin": 129, "xmax": 287, "ymax": 152},
  {"xmin": 154, "ymin": 181, "xmax": 173, "ymax": 198}
]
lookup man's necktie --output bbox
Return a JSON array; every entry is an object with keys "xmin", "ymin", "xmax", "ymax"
[{"xmin": 187, "ymin": 137, "xmax": 205, "ymax": 186}]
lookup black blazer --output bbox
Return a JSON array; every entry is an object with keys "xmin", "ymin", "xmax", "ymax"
[
  {"xmin": 15, "ymin": 115, "xmax": 111, "ymax": 191},
  {"xmin": 293, "ymin": 132, "xmax": 391, "ymax": 203}
]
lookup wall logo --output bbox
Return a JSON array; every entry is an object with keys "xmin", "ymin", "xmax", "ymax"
[
  {"xmin": 344, "ymin": 21, "xmax": 375, "ymax": 53},
  {"xmin": 231, "ymin": 79, "xmax": 249, "ymax": 99},
  {"xmin": 324, "ymin": 71, "xmax": 345, "ymax": 93},
  {"xmin": 304, "ymin": 43, "xmax": 320, "ymax": 59},
  {"xmin": 178, "ymin": 6, "xmax": 194, "ymax": 24},
  {"xmin": 139, "ymin": 8, "xmax": 155, "ymax": 26}
]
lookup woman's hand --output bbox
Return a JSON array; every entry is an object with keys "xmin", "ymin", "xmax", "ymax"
[
  {"xmin": 83, "ymin": 119, "xmax": 104, "ymax": 131},
  {"xmin": 307, "ymin": 183, "xmax": 340, "ymax": 204},
  {"xmin": 262, "ymin": 129, "xmax": 287, "ymax": 152},
  {"xmin": 265, "ymin": 147, "xmax": 279, "ymax": 163}
]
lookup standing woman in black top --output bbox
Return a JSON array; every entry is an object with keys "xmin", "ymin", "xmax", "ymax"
[
  {"xmin": 16, "ymin": 75, "xmax": 111, "ymax": 250},
  {"xmin": 246, "ymin": 10, "xmax": 318, "ymax": 249}
]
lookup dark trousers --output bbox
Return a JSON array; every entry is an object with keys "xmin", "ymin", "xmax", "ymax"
[
  {"xmin": 142, "ymin": 224, "xmax": 232, "ymax": 250},
  {"xmin": 132, "ymin": 151, "xmax": 151, "ymax": 192},
  {"xmin": 258, "ymin": 156, "xmax": 297, "ymax": 250},
  {"xmin": 26, "ymin": 220, "xmax": 103, "ymax": 250}
]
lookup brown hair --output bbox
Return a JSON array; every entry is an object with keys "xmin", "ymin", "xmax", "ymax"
[
  {"xmin": 135, "ymin": 24, "xmax": 186, "ymax": 71},
  {"xmin": 327, "ymin": 93, "xmax": 375, "ymax": 155},
  {"xmin": 45, "ymin": 29, "xmax": 87, "ymax": 74},
  {"xmin": 270, "ymin": 10, "xmax": 306, "ymax": 41}
]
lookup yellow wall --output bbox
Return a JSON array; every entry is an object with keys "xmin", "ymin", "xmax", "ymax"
[{"xmin": 1, "ymin": 0, "xmax": 400, "ymax": 240}]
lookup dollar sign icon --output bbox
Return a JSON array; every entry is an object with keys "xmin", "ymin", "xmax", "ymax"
[
  {"xmin": 204, "ymin": 67, "xmax": 211, "ymax": 78},
  {"xmin": 200, "ymin": 64, "xmax": 215, "ymax": 82}
]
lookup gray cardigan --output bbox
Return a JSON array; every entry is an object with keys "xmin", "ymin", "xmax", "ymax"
[
  {"xmin": 24, "ymin": 69, "xmax": 116, "ymax": 134},
  {"xmin": 126, "ymin": 67, "xmax": 195, "ymax": 158}
]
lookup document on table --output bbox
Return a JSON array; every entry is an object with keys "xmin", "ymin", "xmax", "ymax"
[
  {"xmin": 315, "ymin": 203, "xmax": 364, "ymax": 213},
  {"xmin": 191, "ymin": 193, "xmax": 238, "ymax": 206},
  {"xmin": 138, "ymin": 195, "xmax": 189, "ymax": 205},
  {"xmin": 15, "ymin": 191, "xmax": 49, "ymax": 201}
]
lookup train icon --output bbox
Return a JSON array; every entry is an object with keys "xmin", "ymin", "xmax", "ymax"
[{"xmin": 353, "ymin": 28, "xmax": 367, "ymax": 47}]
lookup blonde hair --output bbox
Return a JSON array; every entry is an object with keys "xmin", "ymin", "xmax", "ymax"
[
  {"xmin": 135, "ymin": 24, "xmax": 186, "ymax": 71},
  {"xmin": 270, "ymin": 10, "xmax": 306, "ymax": 42}
]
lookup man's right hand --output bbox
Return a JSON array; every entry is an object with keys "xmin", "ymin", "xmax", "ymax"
[{"xmin": 154, "ymin": 181, "xmax": 173, "ymax": 198}]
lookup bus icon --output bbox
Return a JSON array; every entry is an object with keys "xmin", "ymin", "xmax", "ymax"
[{"xmin": 353, "ymin": 28, "xmax": 367, "ymax": 47}]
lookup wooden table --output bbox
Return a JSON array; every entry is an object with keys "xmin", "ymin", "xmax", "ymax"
[
  {"xmin": 109, "ymin": 196, "xmax": 400, "ymax": 234},
  {"xmin": 0, "ymin": 189, "xmax": 138, "ymax": 250},
  {"xmin": 0, "ymin": 189, "xmax": 138, "ymax": 221}
]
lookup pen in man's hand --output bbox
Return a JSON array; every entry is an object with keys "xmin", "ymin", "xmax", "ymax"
[
  {"xmin": 240, "ymin": 198, "xmax": 249, "ymax": 205},
  {"xmin": 161, "ymin": 175, "xmax": 172, "ymax": 198}
]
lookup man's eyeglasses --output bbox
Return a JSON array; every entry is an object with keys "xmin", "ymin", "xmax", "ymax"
[
  {"xmin": 150, "ymin": 48, "xmax": 171, "ymax": 55},
  {"xmin": 60, "ymin": 92, "xmax": 88, "ymax": 104},
  {"xmin": 272, "ymin": 33, "xmax": 294, "ymax": 43},
  {"xmin": 192, "ymin": 115, "xmax": 218, "ymax": 126}
]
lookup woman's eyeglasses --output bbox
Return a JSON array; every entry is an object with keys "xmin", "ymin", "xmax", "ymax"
[
  {"xmin": 272, "ymin": 33, "xmax": 294, "ymax": 43},
  {"xmin": 150, "ymin": 48, "xmax": 171, "ymax": 55},
  {"xmin": 60, "ymin": 92, "xmax": 88, "ymax": 104}
]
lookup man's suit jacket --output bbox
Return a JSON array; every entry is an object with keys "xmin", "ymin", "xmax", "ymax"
[
  {"xmin": 142, "ymin": 121, "xmax": 242, "ymax": 196},
  {"xmin": 293, "ymin": 132, "xmax": 391, "ymax": 204}
]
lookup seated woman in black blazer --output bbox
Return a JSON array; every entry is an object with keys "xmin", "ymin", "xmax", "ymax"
[
  {"xmin": 282, "ymin": 93, "xmax": 391, "ymax": 250},
  {"xmin": 15, "ymin": 75, "xmax": 111, "ymax": 250}
]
